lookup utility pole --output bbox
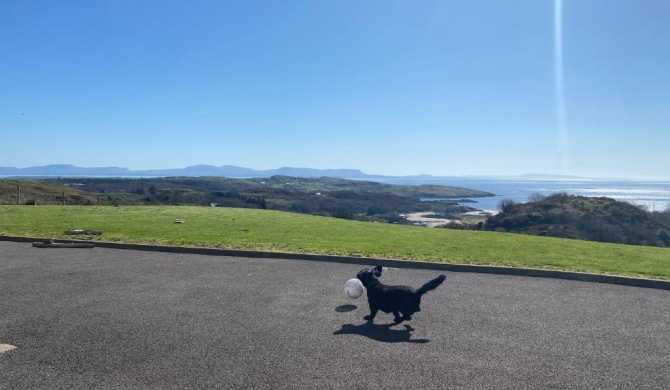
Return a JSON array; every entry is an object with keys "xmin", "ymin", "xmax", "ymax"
[{"xmin": 17, "ymin": 186, "xmax": 20, "ymax": 205}]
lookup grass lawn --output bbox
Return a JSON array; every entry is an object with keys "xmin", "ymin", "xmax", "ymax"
[{"xmin": 1, "ymin": 205, "xmax": 669, "ymax": 280}]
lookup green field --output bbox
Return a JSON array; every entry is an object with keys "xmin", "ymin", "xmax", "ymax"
[{"xmin": 2, "ymin": 205, "xmax": 669, "ymax": 280}]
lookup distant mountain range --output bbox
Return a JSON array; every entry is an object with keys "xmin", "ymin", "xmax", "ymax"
[
  {"xmin": 0, "ymin": 164, "xmax": 630, "ymax": 181},
  {"xmin": 0, "ymin": 164, "xmax": 375, "ymax": 178}
]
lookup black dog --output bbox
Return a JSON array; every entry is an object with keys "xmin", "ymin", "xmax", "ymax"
[{"xmin": 356, "ymin": 266, "xmax": 446, "ymax": 323}]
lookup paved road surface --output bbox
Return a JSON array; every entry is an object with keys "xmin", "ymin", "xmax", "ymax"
[{"xmin": 1, "ymin": 241, "xmax": 669, "ymax": 389}]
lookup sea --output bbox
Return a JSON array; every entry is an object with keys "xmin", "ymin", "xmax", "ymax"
[{"xmin": 368, "ymin": 177, "xmax": 670, "ymax": 212}]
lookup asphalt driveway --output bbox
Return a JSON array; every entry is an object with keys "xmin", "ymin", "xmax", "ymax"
[{"xmin": 1, "ymin": 241, "xmax": 669, "ymax": 389}]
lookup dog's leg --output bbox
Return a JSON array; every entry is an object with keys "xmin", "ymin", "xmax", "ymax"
[
  {"xmin": 400, "ymin": 309, "xmax": 415, "ymax": 322},
  {"xmin": 364, "ymin": 307, "xmax": 378, "ymax": 321},
  {"xmin": 393, "ymin": 311, "xmax": 403, "ymax": 323}
]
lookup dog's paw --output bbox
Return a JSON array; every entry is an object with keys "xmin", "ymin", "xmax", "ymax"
[
  {"xmin": 393, "ymin": 317, "xmax": 403, "ymax": 323},
  {"xmin": 364, "ymin": 315, "xmax": 374, "ymax": 321}
]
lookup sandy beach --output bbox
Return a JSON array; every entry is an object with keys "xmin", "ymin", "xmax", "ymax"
[{"xmin": 403, "ymin": 210, "xmax": 500, "ymax": 227}]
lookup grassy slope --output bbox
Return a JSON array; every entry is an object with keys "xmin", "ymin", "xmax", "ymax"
[
  {"xmin": 1, "ymin": 205, "xmax": 669, "ymax": 279},
  {"xmin": 0, "ymin": 180, "xmax": 95, "ymax": 199}
]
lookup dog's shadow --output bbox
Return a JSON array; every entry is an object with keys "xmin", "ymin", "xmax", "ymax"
[{"xmin": 333, "ymin": 322, "xmax": 430, "ymax": 344}]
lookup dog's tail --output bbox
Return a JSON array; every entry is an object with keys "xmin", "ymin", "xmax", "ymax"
[{"xmin": 417, "ymin": 275, "xmax": 446, "ymax": 296}]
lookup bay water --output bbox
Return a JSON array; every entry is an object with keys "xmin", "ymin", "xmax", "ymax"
[{"xmin": 371, "ymin": 177, "xmax": 670, "ymax": 212}]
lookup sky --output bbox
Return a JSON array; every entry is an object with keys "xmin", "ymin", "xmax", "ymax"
[{"xmin": 1, "ymin": 0, "xmax": 669, "ymax": 179}]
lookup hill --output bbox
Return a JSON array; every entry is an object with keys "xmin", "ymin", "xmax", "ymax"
[
  {"xmin": 0, "ymin": 179, "xmax": 99, "ymax": 205},
  {"xmin": 478, "ymin": 193, "xmax": 670, "ymax": 247},
  {"xmin": 0, "ymin": 176, "xmax": 494, "ymax": 223}
]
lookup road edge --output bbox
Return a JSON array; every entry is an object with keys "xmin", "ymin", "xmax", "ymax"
[{"xmin": 2, "ymin": 235, "xmax": 669, "ymax": 290}]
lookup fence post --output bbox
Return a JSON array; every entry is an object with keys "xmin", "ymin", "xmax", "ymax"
[
  {"xmin": 17, "ymin": 186, "xmax": 20, "ymax": 205},
  {"xmin": 62, "ymin": 191, "xmax": 65, "ymax": 206}
]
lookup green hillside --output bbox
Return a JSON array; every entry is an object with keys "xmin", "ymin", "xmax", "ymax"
[
  {"xmin": 480, "ymin": 193, "xmax": 670, "ymax": 247},
  {"xmin": 0, "ymin": 179, "xmax": 99, "ymax": 205},
  {"xmin": 0, "ymin": 177, "xmax": 493, "ymax": 223},
  {"xmin": 1, "ymin": 205, "xmax": 669, "ymax": 280}
]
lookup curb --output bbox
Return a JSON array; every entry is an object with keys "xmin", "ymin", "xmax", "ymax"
[{"xmin": 2, "ymin": 235, "xmax": 669, "ymax": 291}]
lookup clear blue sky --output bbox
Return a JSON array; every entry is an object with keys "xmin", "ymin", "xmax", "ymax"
[{"xmin": 1, "ymin": 0, "xmax": 668, "ymax": 179}]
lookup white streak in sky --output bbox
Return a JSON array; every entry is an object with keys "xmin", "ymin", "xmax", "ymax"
[{"xmin": 554, "ymin": 0, "xmax": 570, "ymax": 174}]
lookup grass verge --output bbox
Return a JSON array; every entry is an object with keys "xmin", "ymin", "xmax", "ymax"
[{"xmin": 1, "ymin": 205, "xmax": 669, "ymax": 280}]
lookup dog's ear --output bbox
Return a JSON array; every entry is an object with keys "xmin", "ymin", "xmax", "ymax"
[
  {"xmin": 357, "ymin": 268, "xmax": 371, "ymax": 278},
  {"xmin": 373, "ymin": 266, "xmax": 383, "ymax": 276}
]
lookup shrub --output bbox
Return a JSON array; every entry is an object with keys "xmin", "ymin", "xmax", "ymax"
[
  {"xmin": 658, "ymin": 229, "xmax": 670, "ymax": 246},
  {"xmin": 498, "ymin": 199, "xmax": 517, "ymax": 213},
  {"xmin": 483, "ymin": 194, "xmax": 670, "ymax": 248}
]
